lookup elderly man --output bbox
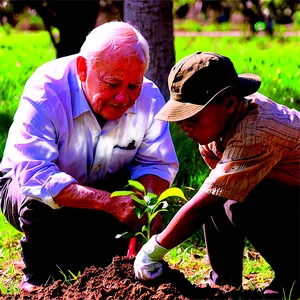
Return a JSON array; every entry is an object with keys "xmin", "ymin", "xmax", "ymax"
[
  {"xmin": 134, "ymin": 51, "xmax": 299, "ymax": 298},
  {"xmin": 0, "ymin": 21, "xmax": 178, "ymax": 292}
]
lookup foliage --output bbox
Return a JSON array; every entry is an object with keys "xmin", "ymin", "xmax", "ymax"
[
  {"xmin": 111, "ymin": 180, "xmax": 187, "ymax": 243},
  {"xmin": 174, "ymin": 19, "xmax": 203, "ymax": 32},
  {"xmin": 173, "ymin": 0, "xmax": 195, "ymax": 13}
]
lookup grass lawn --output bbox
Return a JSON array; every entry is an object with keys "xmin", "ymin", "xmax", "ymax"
[{"xmin": 0, "ymin": 27, "xmax": 299, "ymax": 295}]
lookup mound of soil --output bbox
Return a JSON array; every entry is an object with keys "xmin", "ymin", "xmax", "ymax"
[{"xmin": 2, "ymin": 256, "xmax": 269, "ymax": 300}]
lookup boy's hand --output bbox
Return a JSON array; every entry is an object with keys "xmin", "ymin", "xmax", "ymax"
[{"xmin": 134, "ymin": 235, "xmax": 169, "ymax": 280}]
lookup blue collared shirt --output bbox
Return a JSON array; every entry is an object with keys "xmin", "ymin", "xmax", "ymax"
[{"xmin": 0, "ymin": 55, "xmax": 179, "ymax": 208}]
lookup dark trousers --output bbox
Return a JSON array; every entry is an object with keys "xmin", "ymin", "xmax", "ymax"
[
  {"xmin": 203, "ymin": 180, "xmax": 300, "ymax": 292},
  {"xmin": 0, "ymin": 176, "xmax": 130, "ymax": 286}
]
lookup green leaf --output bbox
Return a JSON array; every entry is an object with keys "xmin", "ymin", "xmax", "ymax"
[
  {"xmin": 148, "ymin": 197, "xmax": 158, "ymax": 206},
  {"xmin": 111, "ymin": 190, "xmax": 135, "ymax": 197},
  {"xmin": 132, "ymin": 195, "xmax": 147, "ymax": 206},
  {"xmin": 144, "ymin": 207, "xmax": 152, "ymax": 213},
  {"xmin": 141, "ymin": 225, "xmax": 147, "ymax": 233},
  {"xmin": 126, "ymin": 180, "xmax": 146, "ymax": 195},
  {"xmin": 149, "ymin": 209, "xmax": 168, "ymax": 223},
  {"xmin": 68, "ymin": 270, "xmax": 78, "ymax": 280},
  {"xmin": 134, "ymin": 207, "xmax": 144, "ymax": 219},
  {"xmin": 158, "ymin": 187, "xmax": 187, "ymax": 202},
  {"xmin": 146, "ymin": 192, "xmax": 158, "ymax": 200}
]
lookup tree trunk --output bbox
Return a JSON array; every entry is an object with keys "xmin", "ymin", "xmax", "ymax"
[{"xmin": 124, "ymin": 0, "xmax": 175, "ymax": 101}]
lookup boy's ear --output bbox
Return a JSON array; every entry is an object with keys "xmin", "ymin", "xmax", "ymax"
[
  {"xmin": 76, "ymin": 56, "xmax": 87, "ymax": 82},
  {"xmin": 224, "ymin": 95, "xmax": 238, "ymax": 114}
]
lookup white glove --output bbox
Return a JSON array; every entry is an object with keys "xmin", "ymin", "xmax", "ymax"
[{"xmin": 134, "ymin": 234, "xmax": 169, "ymax": 280}]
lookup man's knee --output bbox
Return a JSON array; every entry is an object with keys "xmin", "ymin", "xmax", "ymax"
[
  {"xmin": 0, "ymin": 177, "xmax": 23, "ymax": 231},
  {"xmin": 224, "ymin": 200, "xmax": 243, "ymax": 226},
  {"xmin": 19, "ymin": 200, "xmax": 55, "ymax": 234}
]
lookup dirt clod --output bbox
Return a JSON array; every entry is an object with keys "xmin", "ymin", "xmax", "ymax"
[{"xmin": 0, "ymin": 256, "xmax": 269, "ymax": 299}]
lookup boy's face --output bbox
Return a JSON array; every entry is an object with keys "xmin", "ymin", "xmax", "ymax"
[
  {"xmin": 79, "ymin": 54, "xmax": 146, "ymax": 121},
  {"xmin": 178, "ymin": 100, "xmax": 232, "ymax": 145}
]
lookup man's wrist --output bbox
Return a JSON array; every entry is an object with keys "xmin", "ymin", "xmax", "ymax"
[{"xmin": 143, "ymin": 234, "xmax": 169, "ymax": 261}]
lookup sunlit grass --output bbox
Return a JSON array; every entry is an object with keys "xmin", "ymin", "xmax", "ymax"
[
  {"xmin": 0, "ymin": 29, "xmax": 56, "ymax": 158},
  {"xmin": 0, "ymin": 29, "xmax": 299, "ymax": 295},
  {"xmin": 0, "ymin": 213, "xmax": 23, "ymax": 294},
  {"xmin": 175, "ymin": 35, "xmax": 300, "ymax": 109},
  {"xmin": 174, "ymin": 17, "xmax": 300, "ymax": 32},
  {"xmin": 165, "ymin": 245, "xmax": 274, "ymax": 292}
]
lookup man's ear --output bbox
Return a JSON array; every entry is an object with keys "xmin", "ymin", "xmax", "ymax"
[
  {"xmin": 76, "ymin": 56, "xmax": 87, "ymax": 82},
  {"xmin": 224, "ymin": 95, "xmax": 238, "ymax": 114}
]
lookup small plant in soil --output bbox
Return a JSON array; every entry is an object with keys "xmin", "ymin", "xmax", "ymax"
[
  {"xmin": 111, "ymin": 180, "xmax": 187, "ymax": 244},
  {"xmin": 57, "ymin": 267, "xmax": 81, "ymax": 286}
]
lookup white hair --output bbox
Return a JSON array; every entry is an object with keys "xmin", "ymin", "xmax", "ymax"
[{"xmin": 80, "ymin": 21, "xmax": 150, "ymax": 71}]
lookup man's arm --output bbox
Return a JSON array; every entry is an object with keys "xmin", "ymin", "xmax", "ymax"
[
  {"xmin": 134, "ymin": 190, "xmax": 227, "ymax": 280},
  {"xmin": 156, "ymin": 190, "xmax": 226, "ymax": 249},
  {"xmin": 54, "ymin": 174, "xmax": 169, "ymax": 231},
  {"xmin": 54, "ymin": 183, "xmax": 145, "ymax": 231},
  {"xmin": 136, "ymin": 174, "xmax": 169, "ymax": 197}
]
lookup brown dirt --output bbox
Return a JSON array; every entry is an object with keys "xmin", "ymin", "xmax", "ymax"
[{"xmin": 1, "ymin": 256, "xmax": 271, "ymax": 300}]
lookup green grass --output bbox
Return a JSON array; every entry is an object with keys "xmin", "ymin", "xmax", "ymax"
[
  {"xmin": 0, "ymin": 29, "xmax": 299, "ymax": 295},
  {"xmin": 0, "ymin": 28, "xmax": 56, "ymax": 158},
  {"xmin": 174, "ymin": 16, "xmax": 300, "ymax": 32},
  {"xmin": 0, "ymin": 214, "xmax": 23, "ymax": 294},
  {"xmin": 175, "ymin": 35, "xmax": 300, "ymax": 109}
]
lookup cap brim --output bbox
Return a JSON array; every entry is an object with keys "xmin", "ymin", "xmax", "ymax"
[
  {"xmin": 155, "ymin": 85, "xmax": 234, "ymax": 122},
  {"xmin": 237, "ymin": 73, "xmax": 261, "ymax": 96},
  {"xmin": 156, "ymin": 73, "xmax": 261, "ymax": 122},
  {"xmin": 155, "ymin": 100, "xmax": 204, "ymax": 122}
]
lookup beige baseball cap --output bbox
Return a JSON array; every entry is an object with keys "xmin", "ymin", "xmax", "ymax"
[{"xmin": 155, "ymin": 51, "xmax": 261, "ymax": 122}]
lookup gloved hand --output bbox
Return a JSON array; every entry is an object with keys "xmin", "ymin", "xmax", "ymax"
[{"xmin": 134, "ymin": 234, "xmax": 169, "ymax": 280}]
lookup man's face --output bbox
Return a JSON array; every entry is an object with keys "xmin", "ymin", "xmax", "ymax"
[
  {"xmin": 178, "ymin": 101, "xmax": 232, "ymax": 145},
  {"xmin": 79, "ymin": 54, "xmax": 146, "ymax": 121}
]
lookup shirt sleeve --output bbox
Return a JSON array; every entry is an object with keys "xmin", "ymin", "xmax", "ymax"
[
  {"xmin": 200, "ymin": 132, "xmax": 283, "ymax": 202},
  {"xmin": 4, "ymin": 94, "xmax": 77, "ymax": 209}
]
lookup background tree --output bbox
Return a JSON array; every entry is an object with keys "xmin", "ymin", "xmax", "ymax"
[
  {"xmin": 1, "ymin": 0, "xmax": 100, "ymax": 57},
  {"xmin": 124, "ymin": 0, "xmax": 175, "ymax": 100},
  {"xmin": 0, "ymin": 0, "xmax": 122, "ymax": 57}
]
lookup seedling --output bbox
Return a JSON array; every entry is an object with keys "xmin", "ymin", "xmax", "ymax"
[
  {"xmin": 111, "ymin": 180, "xmax": 187, "ymax": 244},
  {"xmin": 57, "ymin": 265, "xmax": 81, "ymax": 286}
]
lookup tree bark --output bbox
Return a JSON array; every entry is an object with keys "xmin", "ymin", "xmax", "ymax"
[{"xmin": 124, "ymin": 0, "xmax": 175, "ymax": 101}]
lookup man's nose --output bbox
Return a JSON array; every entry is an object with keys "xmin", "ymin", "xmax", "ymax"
[
  {"xmin": 181, "ymin": 120, "xmax": 193, "ymax": 132},
  {"xmin": 115, "ymin": 89, "xmax": 129, "ymax": 104}
]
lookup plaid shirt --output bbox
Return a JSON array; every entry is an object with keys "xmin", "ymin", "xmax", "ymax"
[{"xmin": 199, "ymin": 92, "xmax": 300, "ymax": 202}]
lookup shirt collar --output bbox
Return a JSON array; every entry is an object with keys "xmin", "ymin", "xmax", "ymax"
[{"xmin": 221, "ymin": 97, "xmax": 250, "ymax": 149}]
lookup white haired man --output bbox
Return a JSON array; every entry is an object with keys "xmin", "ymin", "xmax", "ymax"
[{"xmin": 0, "ymin": 21, "xmax": 178, "ymax": 292}]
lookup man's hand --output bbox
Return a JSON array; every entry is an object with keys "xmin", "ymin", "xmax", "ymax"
[
  {"xmin": 134, "ymin": 235, "xmax": 169, "ymax": 280},
  {"xmin": 104, "ymin": 194, "xmax": 147, "ymax": 231}
]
